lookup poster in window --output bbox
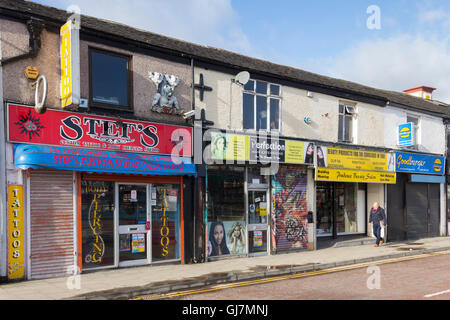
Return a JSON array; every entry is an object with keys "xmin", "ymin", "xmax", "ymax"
[
  {"xmin": 253, "ymin": 231, "xmax": 263, "ymax": 247},
  {"xmin": 131, "ymin": 233, "xmax": 146, "ymax": 253},
  {"xmin": 208, "ymin": 221, "xmax": 247, "ymax": 257}
]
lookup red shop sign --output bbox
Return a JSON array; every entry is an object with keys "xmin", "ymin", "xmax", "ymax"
[{"xmin": 7, "ymin": 104, "xmax": 192, "ymax": 157}]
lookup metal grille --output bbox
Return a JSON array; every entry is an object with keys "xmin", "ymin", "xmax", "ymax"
[{"xmin": 29, "ymin": 169, "xmax": 75, "ymax": 279}]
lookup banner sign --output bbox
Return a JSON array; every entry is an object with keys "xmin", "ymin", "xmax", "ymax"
[
  {"xmin": 14, "ymin": 144, "xmax": 197, "ymax": 176},
  {"xmin": 60, "ymin": 18, "xmax": 80, "ymax": 108},
  {"xmin": 315, "ymin": 168, "xmax": 396, "ymax": 184},
  {"xmin": 7, "ymin": 104, "xmax": 192, "ymax": 157},
  {"xmin": 395, "ymin": 152, "xmax": 445, "ymax": 175},
  {"xmin": 210, "ymin": 132, "xmax": 314, "ymax": 165},
  {"xmin": 398, "ymin": 123, "xmax": 415, "ymax": 147},
  {"xmin": 316, "ymin": 145, "xmax": 394, "ymax": 172},
  {"xmin": 8, "ymin": 185, "xmax": 25, "ymax": 280}
]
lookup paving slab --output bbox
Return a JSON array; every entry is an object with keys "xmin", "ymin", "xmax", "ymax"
[{"xmin": 1, "ymin": 236, "xmax": 449, "ymax": 300}]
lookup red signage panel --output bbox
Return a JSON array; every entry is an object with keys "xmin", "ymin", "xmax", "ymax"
[{"xmin": 7, "ymin": 104, "xmax": 192, "ymax": 157}]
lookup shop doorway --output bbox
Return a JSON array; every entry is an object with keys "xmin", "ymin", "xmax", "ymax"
[
  {"xmin": 117, "ymin": 183, "xmax": 151, "ymax": 267},
  {"xmin": 247, "ymin": 188, "xmax": 269, "ymax": 256}
]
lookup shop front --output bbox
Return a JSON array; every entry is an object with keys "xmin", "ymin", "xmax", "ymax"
[
  {"xmin": 7, "ymin": 103, "xmax": 195, "ymax": 279},
  {"xmin": 205, "ymin": 131, "xmax": 315, "ymax": 260},
  {"xmin": 315, "ymin": 145, "xmax": 396, "ymax": 239},
  {"xmin": 387, "ymin": 152, "xmax": 445, "ymax": 241}
]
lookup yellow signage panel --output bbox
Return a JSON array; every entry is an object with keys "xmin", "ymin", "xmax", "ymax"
[
  {"xmin": 60, "ymin": 20, "xmax": 72, "ymax": 108},
  {"xmin": 285, "ymin": 140, "xmax": 305, "ymax": 164},
  {"xmin": 316, "ymin": 168, "xmax": 396, "ymax": 184},
  {"xmin": 8, "ymin": 185, "xmax": 25, "ymax": 280},
  {"xmin": 325, "ymin": 147, "xmax": 389, "ymax": 171}
]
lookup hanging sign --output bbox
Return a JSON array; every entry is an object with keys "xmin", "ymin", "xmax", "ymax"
[
  {"xmin": 315, "ymin": 168, "xmax": 396, "ymax": 184},
  {"xmin": 397, "ymin": 123, "xmax": 415, "ymax": 147},
  {"xmin": 60, "ymin": 18, "xmax": 80, "ymax": 108},
  {"xmin": 7, "ymin": 104, "xmax": 192, "ymax": 157},
  {"xmin": 8, "ymin": 185, "xmax": 25, "ymax": 280}
]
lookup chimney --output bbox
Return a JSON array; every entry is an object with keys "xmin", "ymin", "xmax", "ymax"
[{"xmin": 403, "ymin": 86, "xmax": 436, "ymax": 100}]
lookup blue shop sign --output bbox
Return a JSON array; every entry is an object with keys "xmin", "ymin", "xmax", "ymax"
[
  {"xmin": 397, "ymin": 123, "xmax": 414, "ymax": 147},
  {"xmin": 395, "ymin": 152, "xmax": 445, "ymax": 175}
]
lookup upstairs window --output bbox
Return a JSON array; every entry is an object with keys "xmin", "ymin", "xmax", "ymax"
[
  {"xmin": 243, "ymin": 80, "xmax": 281, "ymax": 131},
  {"xmin": 89, "ymin": 48, "xmax": 132, "ymax": 110},
  {"xmin": 406, "ymin": 114, "xmax": 419, "ymax": 147},
  {"xmin": 338, "ymin": 102, "xmax": 355, "ymax": 142}
]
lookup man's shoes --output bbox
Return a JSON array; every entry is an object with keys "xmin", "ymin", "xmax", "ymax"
[{"xmin": 380, "ymin": 240, "xmax": 383, "ymax": 245}]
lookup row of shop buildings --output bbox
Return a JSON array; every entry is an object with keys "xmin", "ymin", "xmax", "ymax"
[{"xmin": 0, "ymin": 0, "xmax": 449, "ymax": 281}]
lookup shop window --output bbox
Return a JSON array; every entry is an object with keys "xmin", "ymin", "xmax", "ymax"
[
  {"xmin": 207, "ymin": 166, "xmax": 246, "ymax": 257},
  {"xmin": 81, "ymin": 180, "xmax": 115, "ymax": 270},
  {"xmin": 151, "ymin": 184, "xmax": 181, "ymax": 262},
  {"xmin": 243, "ymin": 80, "xmax": 281, "ymax": 131},
  {"xmin": 338, "ymin": 102, "xmax": 355, "ymax": 143},
  {"xmin": 89, "ymin": 48, "xmax": 132, "ymax": 110}
]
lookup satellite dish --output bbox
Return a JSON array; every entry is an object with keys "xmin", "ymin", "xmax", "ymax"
[{"xmin": 234, "ymin": 71, "xmax": 250, "ymax": 86}]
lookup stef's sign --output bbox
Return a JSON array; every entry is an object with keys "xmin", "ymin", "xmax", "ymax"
[{"xmin": 7, "ymin": 103, "xmax": 192, "ymax": 157}]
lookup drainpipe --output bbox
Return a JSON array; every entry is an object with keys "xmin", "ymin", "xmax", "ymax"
[
  {"xmin": 0, "ymin": 18, "xmax": 44, "ymax": 281},
  {"xmin": 0, "ymin": 18, "xmax": 44, "ymax": 66},
  {"xmin": 0, "ymin": 31, "xmax": 6, "ymax": 281}
]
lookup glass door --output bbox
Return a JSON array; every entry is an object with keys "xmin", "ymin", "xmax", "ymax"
[
  {"xmin": 247, "ymin": 189, "xmax": 269, "ymax": 255},
  {"xmin": 116, "ymin": 183, "xmax": 151, "ymax": 267}
]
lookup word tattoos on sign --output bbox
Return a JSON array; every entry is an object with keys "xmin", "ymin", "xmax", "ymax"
[{"xmin": 8, "ymin": 185, "xmax": 24, "ymax": 279}]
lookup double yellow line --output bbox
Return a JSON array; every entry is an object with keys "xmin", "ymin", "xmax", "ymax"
[{"xmin": 135, "ymin": 250, "xmax": 450, "ymax": 300}]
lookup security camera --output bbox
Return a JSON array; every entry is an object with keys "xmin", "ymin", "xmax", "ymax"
[{"xmin": 183, "ymin": 110, "xmax": 195, "ymax": 119}]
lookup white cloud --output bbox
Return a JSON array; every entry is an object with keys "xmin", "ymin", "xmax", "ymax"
[
  {"xmin": 39, "ymin": 0, "xmax": 253, "ymax": 55},
  {"xmin": 322, "ymin": 34, "xmax": 450, "ymax": 103}
]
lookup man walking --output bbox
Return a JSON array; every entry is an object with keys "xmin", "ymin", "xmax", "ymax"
[{"xmin": 369, "ymin": 202, "xmax": 386, "ymax": 247}]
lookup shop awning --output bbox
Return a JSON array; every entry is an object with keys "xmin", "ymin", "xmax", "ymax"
[{"xmin": 13, "ymin": 144, "xmax": 197, "ymax": 176}]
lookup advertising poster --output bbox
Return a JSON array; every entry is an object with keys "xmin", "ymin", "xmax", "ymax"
[
  {"xmin": 253, "ymin": 231, "xmax": 263, "ymax": 248},
  {"xmin": 131, "ymin": 234, "xmax": 146, "ymax": 253},
  {"xmin": 208, "ymin": 221, "xmax": 247, "ymax": 256}
]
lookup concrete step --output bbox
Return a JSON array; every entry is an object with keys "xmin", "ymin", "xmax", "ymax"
[{"xmin": 333, "ymin": 237, "xmax": 376, "ymax": 248}]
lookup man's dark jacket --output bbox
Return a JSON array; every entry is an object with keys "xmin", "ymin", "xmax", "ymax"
[{"xmin": 369, "ymin": 207, "xmax": 386, "ymax": 226}]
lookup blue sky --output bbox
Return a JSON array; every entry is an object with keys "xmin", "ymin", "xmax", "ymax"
[{"xmin": 34, "ymin": 0, "xmax": 450, "ymax": 102}]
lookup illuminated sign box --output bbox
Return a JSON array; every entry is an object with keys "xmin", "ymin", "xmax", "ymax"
[
  {"xmin": 60, "ymin": 18, "xmax": 80, "ymax": 108},
  {"xmin": 398, "ymin": 123, "xmax": 415, "ymax": 147}
]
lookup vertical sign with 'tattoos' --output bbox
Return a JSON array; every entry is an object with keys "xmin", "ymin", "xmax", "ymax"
[{"xmin": 8, "ymin": 185, "xmax": 25, "ymax": 280}]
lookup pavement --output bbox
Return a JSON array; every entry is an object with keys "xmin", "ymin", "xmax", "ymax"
[{"xmin": 1, "ymin": 236, "xmax": 450, "ymax": 300}]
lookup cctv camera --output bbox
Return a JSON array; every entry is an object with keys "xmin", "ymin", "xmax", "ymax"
[{"xmin": 183, "ymin": 110, "xmax": 195, "ymax": 119}]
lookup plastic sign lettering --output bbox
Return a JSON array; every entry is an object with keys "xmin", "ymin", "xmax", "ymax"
[{"xmin": 60, "ymin": 21, "xmax": 72, "ymax": 107}]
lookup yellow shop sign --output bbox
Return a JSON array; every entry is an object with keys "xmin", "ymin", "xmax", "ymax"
[
  {"xmin": 323, "ymin": 146, "xmax": 390, "ymax": 171},
  {"xmin": 315, "ymin": 168, "xmax": 396, "ymax": 184},
  {"xmin": 8, "ymin": 185, "xmax": 25, "ymax": 280}
]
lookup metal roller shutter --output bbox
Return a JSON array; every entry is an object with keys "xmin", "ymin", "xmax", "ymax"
[
  {"xmin": 271, "ymin": 165, "xmax": 308, "ymax": 252},
  {"xmin": 29, "ymin": 169, "xmax": 75, "ymax": 279}
]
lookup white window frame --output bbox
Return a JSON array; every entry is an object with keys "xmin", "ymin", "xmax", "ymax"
[
  {"xmin": 338, "ymin": 101, "xmax": 357, "ymax": 143},
  {"xmin": 406, "ymin": 113, "xmax": 421, "ymax": 148},
  {"xmin": 242, "ymin": 79, "xmax": 282, "ymax": 133}
]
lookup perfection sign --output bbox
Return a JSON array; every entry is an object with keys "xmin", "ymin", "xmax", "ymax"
[
  {"xmin": 7, "ymin": 104, "xmax": 192, "ymax": 157},
  {"xmin": 8, "ymin": 185, "xmax": 25, "ymax": 280}
]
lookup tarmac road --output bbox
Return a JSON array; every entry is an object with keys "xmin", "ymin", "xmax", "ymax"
[{"xmin": 141, "ymin": 252, "xmax": 450, "ymax": 300}]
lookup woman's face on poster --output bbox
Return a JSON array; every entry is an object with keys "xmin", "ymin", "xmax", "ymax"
[
  {"xmin": 214, "ymin": 224, "xmax": 224, "ymax": 245},
  {"xmin": 306, "ymin": 144, "xmax": 313, "ymax": 155}
]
